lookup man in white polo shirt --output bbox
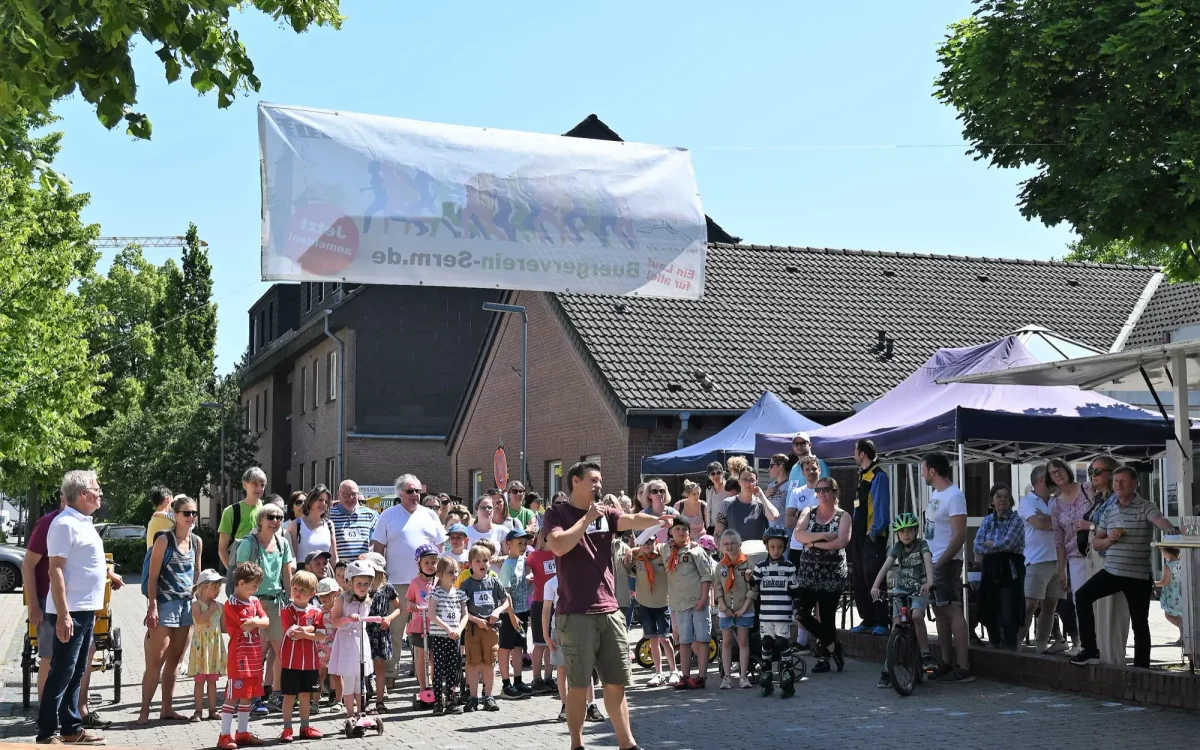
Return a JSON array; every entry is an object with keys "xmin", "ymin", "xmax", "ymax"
[
  {"xmin": 371, "ymin": 473, "xmax": 447, "ymax": 686},
  {"xmin": 37, "ymin": 470, "xmax": 108, "ymax": 745},
  {"xmin": 1018, "ymin": 465, "xmax": 1066, "ymax": 653}
]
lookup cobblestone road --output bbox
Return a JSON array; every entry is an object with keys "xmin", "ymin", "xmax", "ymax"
[{"xmin": 2, "ymin": 585, "xmax": 1198, "ymax": 749}]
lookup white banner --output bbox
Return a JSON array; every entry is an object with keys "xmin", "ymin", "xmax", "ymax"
[{"xmin": 258, "ymin": 104, "xmax": 707, "ymax": 298}]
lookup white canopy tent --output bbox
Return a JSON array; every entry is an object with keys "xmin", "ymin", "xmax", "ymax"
[{"xmin": 941, "ymin": 338, "xmax": 1200, "ymax": 517}]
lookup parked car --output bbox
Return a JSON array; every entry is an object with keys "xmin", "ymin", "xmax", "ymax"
[
  {"xmin": 95, "ymin": 524, "xmax": 145, "ymax": 542},
  {"xmin": 0, "ymin": 544, "xmax": 26, "ymax": 594}
]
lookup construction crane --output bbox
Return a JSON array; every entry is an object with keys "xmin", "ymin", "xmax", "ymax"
[{"xmin": 93, "ymin": 236, "xmax": 208, "ymax": 248}]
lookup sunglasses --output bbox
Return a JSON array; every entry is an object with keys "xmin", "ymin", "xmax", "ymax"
[
  {"xmin": 709, "ymin": 472, "xmax": 721, "ymax": 477},
  {"xmin": 1088, "ymin": 468, "xmax": 1111, "ymax": 476},
  {"xmin": 292, "ymin": 500, "xmax": 304, "ymax": 506},
  {"xmin": 402, "ymin": 488, "xmax": 420, "ymax": 495},
  {"xmin": 815, "ymin": 487, "xmax": 835, "ymax": 494},
  {"xmin": 440, "ymin": 498, "xmax": 452, "ymax": 505},
  {"xmin": 793, "ymin": 440, "xmax": 809, "ymax": 447},
  {"xmin": 262, "ymin": 514, "xmax": 283, "ymax": 521},
  {"xmin": 179, "ymin": 510, "xmax": 199, "ymax": 518},
  {"xmin": 649, "ymin": 488, "xmax": 665, "ymax": 495}
]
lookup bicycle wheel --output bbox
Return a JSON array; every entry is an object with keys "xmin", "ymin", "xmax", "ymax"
[{"xmin": 885, "ymin": 628, "xmax": 917, "ymax": 697}]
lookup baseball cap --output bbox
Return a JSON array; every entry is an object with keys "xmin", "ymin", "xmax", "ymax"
[
  {"xmin": 191, "ymin": 568, "xmax": 223, "ymax": 592},
  {"xmin": 316, "ymin": 577, "xmax": 340, "ymax": 596},
  {"xmin": 505, "ymin": 528, "xmax": 531, "ymax": 542},
  {"xmin": 304, "ymin": 550, "xmax": 331, "ymax": 566},
  {"xmin": 447, "ymin": 523, "xmax": 469, "ymax": 536},
  {"xmin": 793, "ymin": 431, "xmax": 811, "ymax": 443}
]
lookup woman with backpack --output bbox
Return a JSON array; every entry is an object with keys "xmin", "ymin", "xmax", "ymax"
[
  {"xmin": 138, "ymin": 495, "xmax": 202, "ymax": 724},
  {"xmin": 289, "ymin": 484, "xmax": 338, "ymax": 571},
  {"xmin": 233, "ymin": 501, "xmax": 296, "ymax": 713}
]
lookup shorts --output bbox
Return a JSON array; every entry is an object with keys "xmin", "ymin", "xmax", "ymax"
[
  {"xmin": 638, "ymin": 605, "xmax": 670, "ymax": 637},
  {"xmin": 672, "ymin": 607, "xmax": 711, "ymax": 644},
  {"xmin": 407, "ymin": 632, "xmax": 426, "ymax": 648},
  {"xmin": 719, "ymin": 614, "xmax": 755, "ymax": 630},
  {"xmin": 499, "ymin": 610, "xmax": 529, "ymax": 650},
  {"xmin": 931, "ymin": 560, "xmax": 963, "ymax": 607},
  {"xmin": 227, "ymin": 676, "xmax": 264, "ymax": 701},
  {"xmin": 280, "ymin": 668, "xmax": 321, "ymax": 696},
  {"xmin": 556, "ymin": 611, "xmax": 632, "ymax": 689},
  {"xmin": 157, "ymin": 598, "xmax": 193, "ymax": 628},
  {"xmin": 260, "ymin": 598, "xmax": 284, "ymax": 641},
  {"xmin": 464, "ymin": 622, "xmax": 499, "ymax": 667},
  {"xmin": 530, "ymin": 602, "xmax": 547, "ymax": 646},
  {"xmin": 1025, "ymin": 561, "xmax": 1062, "ymax": 601},
  {"xmin": 760, "ymin": 621, "xmax": 791, "ymax": 640},
  {"xmin": 890, "ymin": 591, "xmax": 928, "ymax": 618}
]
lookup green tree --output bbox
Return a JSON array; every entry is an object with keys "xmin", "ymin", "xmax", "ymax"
[
  {"xmin": 935, "ymin": 0, "xmax": 1200, "ymax": 280},
  {"xmin": 0, "ymin": 122, "xmax": 103, "ymax": 496},
  {"xmin": 0, "ymin": 1, "xmax": 343, "ymax": 176}
]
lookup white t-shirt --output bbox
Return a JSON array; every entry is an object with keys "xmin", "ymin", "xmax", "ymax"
[
  {"xmin": 1018, "ymin": 492, "xmax": 1057, "ymax": 565},
  {"xmin": 465, "ymin": 523, "xmax": 508, "ymax": 550},
  {"xmin": 45, "ymin": 506, "xmax": 107, "ymax": 614},
  {"xmin": 786, "ymin": 485, "xmax": 819, "ymax": 551},
  {"xmin": 925, "ymin": 484, "xmax": 967, "ymax": 562},
  {"xmin": 543, "ymin": 575, "xmax": 560, "ymax": 638},
  {"xmin": 370, "ymin": 504, "xmax": 448, "ymax": 584}
]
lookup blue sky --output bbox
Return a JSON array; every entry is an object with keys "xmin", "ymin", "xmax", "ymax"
[{"xmin": 48, "ymin": 0, "xmax": 1073, "ymax": 373}]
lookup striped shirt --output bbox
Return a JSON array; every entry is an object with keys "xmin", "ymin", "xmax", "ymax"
[
  {"xmin": 1097, "ymin": 495, "xmax": 1164, "ymax": 580},
  {"xmin": 154, "ymin": 531, "xmax": 196, "ymax": 603},
  {"xmin": 751, "ymin": 556, "xmax": 800, "ymax": 623},
  {"xmin": 427, "ymin": 585, "xmax": 467, "ymax": 637},
  {"xmin": 280, "ymin": 603, "xmax": 326, "ymax": 671},
  {"xmin": 328, "ymin": 502, "xmax": 379, "ymax": 561}
]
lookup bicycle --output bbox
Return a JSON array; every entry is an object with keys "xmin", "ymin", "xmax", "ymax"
[{"xmin": 884, "ymin": 591, "xmax": 925, "ymax": 697}]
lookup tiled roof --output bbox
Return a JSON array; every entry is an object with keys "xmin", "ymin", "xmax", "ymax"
[
  {"xmin": 552, "ymin": 244, "xmax": 1159, "ymax": 414},
  {"xmin": 1124, "ymin": 281, "xmax": 1200, "ymax": 350}
]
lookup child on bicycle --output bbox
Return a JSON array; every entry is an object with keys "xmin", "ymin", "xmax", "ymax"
[{"xmin": 870, "ymin": 512, "xmax": 935, "ymax": 688}]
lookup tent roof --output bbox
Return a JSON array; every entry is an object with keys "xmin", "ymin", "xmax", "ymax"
[
  {"xmin": 642, "ymin": 391, "xmax": 821, "ymax": 475},
  {"xmin": 791, "ymin": 337, "xmax": 1178, "ymax": 462}
]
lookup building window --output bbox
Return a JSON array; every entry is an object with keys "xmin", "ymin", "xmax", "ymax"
[
  {"xmin": 326, "ymin": 457, "xmax": 335, "ymax": 487},
  {"xmin": 311, "ymin": 461, "xmax": 317, "ymax": 488},
  {"xmin": 548, "ymin": 461, "xmax": 563, "ymax": 498},
  {"xmin": 327, "ymin": 352, "xmax": 337, "ymax": 401},
  {"xmin": 299, "ymin": 367, "xmax": 307, "ymax": 414},
  {"xmin": 314, "ymin": 283, "xmax": 324, "ymax": 304},
  {"xmin": 298, "ymin": 462, "xmax": 305, "ymax": 490},
  {"xmin": 312, "ymin": 358, "xmax": 319, "ymax": 409},
  {"xmin": 253, "ymin": 394, "xmax": 259, "ymax": 431},
  {"xmin": 252, "ymin": 317, "xmax": 260, "ymax": 355},
  {"xmin": 263, "ymin": 388, "xmax": 269, "ymax": 427},
  {"xmin": 243, "ymin": 406, "xmax": 250, "ymax": 431},
  {"xmin": 302, "ymin": 283, "xmax": 311, "ymax": 313},
  {"xmin": 470, "ymin": 470, "xmax": 483, "ymax": 504},
  {"xmin": 267, "ymin": 300, "xmax": 276, "ymax": 341}
]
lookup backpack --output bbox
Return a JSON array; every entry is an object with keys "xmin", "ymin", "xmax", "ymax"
[
  {"xmin": 225, "ymin": 529, "xmax": 289, "ymax": 599},
  {"xmin": 222, "ymin": 502, "xmax": 244, "ymax": 571},
  {"xmin": 141, "ymin": 530, "xmax": 201, "ymax": 598}
]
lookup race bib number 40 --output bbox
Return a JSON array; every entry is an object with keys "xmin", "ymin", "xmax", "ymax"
[{"xmin": 473, "ymin": 590, "xmax": 494, "ymax": 608}]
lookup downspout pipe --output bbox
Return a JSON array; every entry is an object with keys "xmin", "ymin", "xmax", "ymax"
[{"xmin": 324, "ymin": 310, "xmax": 346, "ymax": 485}]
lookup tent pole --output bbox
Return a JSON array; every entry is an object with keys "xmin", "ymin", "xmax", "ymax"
[{"xmin": 958, "ymin": 442, "xmax": 969, "ymax": 626}]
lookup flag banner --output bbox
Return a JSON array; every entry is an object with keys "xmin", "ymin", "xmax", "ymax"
[{"xmin": 259, "ymin": 104, "xmax": 707, "ymax": 298}]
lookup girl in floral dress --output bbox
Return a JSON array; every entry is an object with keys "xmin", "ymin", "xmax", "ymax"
[
  {"xmin": 188, "ymin": 570, "xmax": 227, "ymax": 721},
  {"xmin": 1157, "ymin": 546, "xmax": 1184, "ymax": 646}
]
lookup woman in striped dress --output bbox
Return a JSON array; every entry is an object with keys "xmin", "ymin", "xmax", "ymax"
[{"xmin": 139, "ymin": 495, "xmax": 202, "ymax": 724}]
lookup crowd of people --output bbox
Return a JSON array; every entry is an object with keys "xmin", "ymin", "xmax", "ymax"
[{"xmin": 21, "ymin": 434, "xmax": 1184, "ymax": 748}]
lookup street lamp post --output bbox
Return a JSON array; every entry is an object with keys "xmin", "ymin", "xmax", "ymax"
[
  {"xmin": 483, "ymin": 302, "xmax": 527, "ymax": 487},
  {"xmin": 201, "ymin": 401, "xmax": 226, "ymax": 517}
]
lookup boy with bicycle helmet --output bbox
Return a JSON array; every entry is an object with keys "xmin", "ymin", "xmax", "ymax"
[
  {"xmin": 752, "ymin": 525, "xmax": 801, "ymax": 697},
  {"xmin": 870, "ymin": 512, "xmax": 935, "ymax": 688}
]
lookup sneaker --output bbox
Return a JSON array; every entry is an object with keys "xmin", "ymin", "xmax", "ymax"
[
  {"xmin": 691, "ymin": 676, "xmax": 706, "ymax": 690},
  {"xmin": 1069, "ymin": 649, "xmax": 1100, "ymax": 666},
  {"xmin": 464, "ymin": 697, "xmax": 479, "ymax": 713},
  {"xmin": 934, "ymin": 668, "xmax": 976, "ymax": 683},
  {"xmin": 60, "ymin": 731, "xmax": 106, "ymax": 746},
  {"xmin": 250, "ymin": 698, "xmax": 270, "ymax": 716},
  {"xmin": 871, "ymin": 625, "xmax": 889, "ymax": 637},
  {"xmin": 515, "ymin": 680, "xmax": 534, "ymax": 695},
  {"xmin": 279, "ymin": 729, "xmax": 294, "ymax": 744},
  {"xmin": 234, "ymin": 733, "xmax": 264, "ymax": 747},
  {"xmin": 585, "ymin": 703, "xmax": 605, "ymax": 722},
  {"xmin": 483, "ymin": 696, "xmax": 499, "ymax": 712},
  {"xmin": 215, "ymin": 735, "xmax": 237, "ymax": 750},
  {"xmin": 922, "ymin": 652, "xmax": 937, "ymax": 671},
  {"xmin": 501, "ymin": 683, "xmax": 526, "ymax": 700},
  {"xmin": 667, "ymin": 671, "xmax": 682, "ymax": 684},
  {"xmin": 848, "ymin": 623, "xmax": 870, "ymax": 634},
  {"xmin": 720, "ymin": 677, "xmax": 732, "ymax": 690},
  {"xmin": 646, "ymin": 672, "xmax": 665, "ymax": 687},
  {"xmin": 431, "ymin": 703, "xmax": 445, "ymax": 716},
  {"xmin": 673, "ymin": 676, "xmax": 692, "ymax": 690},
  {"xmin": 1063, "ymin": 645, "xmax": 1082, "ymax": 658},
  {"xmin": 831, "ymin": 642, "xmax": 845, "ymax": 673},
  {"xmin": 556, "ymin": 703, "xmax": 567, "ymax": 722},
  {"xmin": 739, "ymin": 676, "xmax": 752, "ymax": 689},
  {"xmin": 267, "ymin": 693, "xmax": 284, "ymax": 713},
  {"xmin": 812, "ymin": 658, "xmax": 830, "ymax": 674},
  {"xmin": 546, "ymin": 677, "xmax": 559, "ymax": 693},
  {"xmin": 877, "ymin": 671, "xmax": 891, "ymax": 688},
  {"xmin": 298, "ymin": 727, "xmax": 323, "ymax": 740},
  {"xmin": 931, "ymin": 663, "xmax": 955, "ymax": 680},
  {"xmin": 533, "ymin": 678, "xmax": 555, "ymax": 695},
  {"xmin": 1045, "ymin": 641, "xmax": 1070, "ymax": 655},
  {"xmin": 81, "ymin": 712, "xmax": 112, "ymax": 730},
  {"xmin": 446, "ymin": 700, "xmax": 464, "ymax": 715}
]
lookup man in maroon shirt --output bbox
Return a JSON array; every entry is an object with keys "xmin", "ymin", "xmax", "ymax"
[
  {"xmin": 21, "ymin": 494, "xmax": 123, "ymax": 729},
  {"xmin": 543, "ymin": 462, "xmax": 668, "ymax": 750}
]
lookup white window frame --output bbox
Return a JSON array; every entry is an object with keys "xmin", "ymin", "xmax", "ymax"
[
  {"xmin": 328, "ymin": 351, "xmax": 337, "ymax": 401},
  {"xmin": 548, "ymin": 461, "xmax": 563, "ymax": 497},
  {"xmin": 470, "ymin": 469, "xmax": 483, "ymax": 504},
  {"xmin": 326, "ymin": 457, "xmax": 335, "ymax": 487},
  {"xmin": 299, "ymin": 367, "xmax": 307, "ymax": 414},
  {"xmin": 312, "ymin": 358, "xmax": 319, "ymax": 409}
]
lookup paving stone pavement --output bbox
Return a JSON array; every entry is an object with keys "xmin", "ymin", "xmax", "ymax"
[{"xmin": 2, "ymin": 585, "xmax": 1198, "ymax": 749}]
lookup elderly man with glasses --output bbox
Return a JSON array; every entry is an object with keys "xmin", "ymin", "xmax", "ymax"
[{"xmin": 328, "ymin": 479, "xmax": 377, "ymax": 564}]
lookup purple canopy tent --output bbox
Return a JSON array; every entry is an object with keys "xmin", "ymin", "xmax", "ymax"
[{"xmin": 756, "ymin": 336, "xmax": 1181, "ymax": 463}]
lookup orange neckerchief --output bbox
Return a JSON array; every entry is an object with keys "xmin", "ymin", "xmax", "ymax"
[
  {"xmin": 665, "ymin": 541, "xmax": 688, "ymax": 573},
  {"xmin": 633, "ymin": 549, "xmax": 659, "ymax": 591},
  {"xmin": 720, "ymin": 552, "xmax": 748, "ymax": 593}
]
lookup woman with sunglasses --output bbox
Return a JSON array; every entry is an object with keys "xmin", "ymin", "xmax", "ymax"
[
  {"xmin": 705, "ymin": 463, "xmax": 730, "ymax": 510},
  {"xmin": 285, "ymin": 490, "xmax": 305, "ymax": 522},
  {"xmin": 714, "ymin": 467, "xmax": 779, "ymax": 542},
  {"xmin": 139, "ymin": 495, "xmax": 202, "ymax": 724},
  {"xmin": 1078, "ymin": 456, "xmax": 1129, "ymax": 665},
  {"xmin": 234, "ymin": 502, "xmax": 296, "ymax": 712},
  {"xmin": 639, "ymin": 479, "xmax": 679, "ymax": 543},
  {"xmin": 792, "ymin": 479, "xmax": 850, "ymax": 673},
  {"xmin": 288, "ymin": 485, "xmax": 338, "ymax": 573}
]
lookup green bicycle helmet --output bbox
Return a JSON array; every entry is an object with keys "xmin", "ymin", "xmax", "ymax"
[
  {"xmin": 892, "ymin": 512, "xmax": 920, "ymax": 532},
  {"xmin": 762, "ymin": 525, "xmax": 789, "ymax": 544}
]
